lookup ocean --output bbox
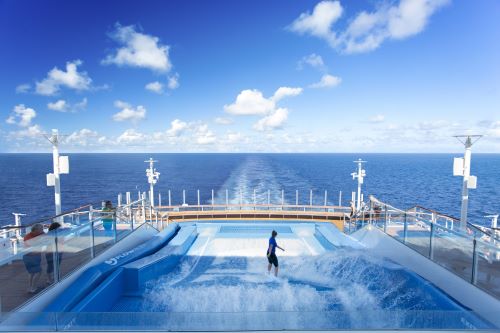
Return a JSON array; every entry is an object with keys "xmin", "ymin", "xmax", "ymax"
[{"xmin": 0, "ymin": 153, "xmax": 499, "ymax": 227}]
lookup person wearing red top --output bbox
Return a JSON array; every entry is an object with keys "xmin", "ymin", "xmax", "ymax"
[{"xmin": 23, "ymin": 224, "xmax": 45, "ymax": 293}]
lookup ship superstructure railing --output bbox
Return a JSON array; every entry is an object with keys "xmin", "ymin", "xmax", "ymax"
[
  {"xmin": 358, "ymin": 195, "xmax": 500, "ymax": 299},
  {"xmin": 0, "ymin": 198, "xmax": 151, "ymax": 312}
]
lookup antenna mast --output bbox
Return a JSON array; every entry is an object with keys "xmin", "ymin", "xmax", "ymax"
[
  {"xmin": 145, "ymin": 158, "xmax": 160, "ymax": 206},
  {"xmin": 44, "ymin": 129, "xmax": 69, "ymax": 218},
  {"xmin": 351, "ymin": 159, "xmax": 367, "ymax": 211},
  {"xmin": 453, "ymin": 135, "xmax": 482, "ymax": 231}
]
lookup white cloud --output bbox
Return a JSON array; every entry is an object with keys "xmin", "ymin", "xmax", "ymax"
[
  {"xmin": 145, "ymin": 81, "xmax": 164, "ymax": 94},
  {"xmin": 65, "ymin": 128, "xmax": 99, "ymax": 146},
  {"xmin": 194, "ymin": 124, "xmax": 216, "ymax": 144},
  {"xmin": 289, "ymin": 0, "xmax": 449, "ymax": 54},
  {"xmin": 47, "ymin": 98, "xmax": 87, "ymax": 112},
  {"xmin": 15, "ymin": 84, "xmax": 31, "ymax": 94},
  {"xmin": 166, "ymin": 119, "xmax": 188, "ymax": 137},
  {"xmin": 309, "ymin": 74, "xmax": 342, "ymax": 88},
  {"xmin": 369, "ymin": 114, "xmax": 385, "ymax": 123},
  {"xmin": 35, "ymin": 60, "xmax": 92, "ymax": 95},
  {"xmin": 102, "ymin": 24, "xmax": 171, "ymax": 72},
  {"xmin": 289, "ymin": 0, "xmax": 343, "ymax": 43},
  {"xmin": 272, "ymin": 87, "xmax": 303, "ymax": 102},
  {"xmin": 117, "ymin": 129, "xmax": 146, "ymax": 144},
  {"xmin": 214, "ymin": 117, "xmax": 233, "ymax": 125},
  {"xmin": 112, "ymin": 100, "xmax": 146, "ymax": 123},
  {"xmin": 8, "ymin": 125, "xmax": 43, "ymax": 139},
  {"xmin": 167, "ymin": 73, "xmax": 180, "ymax": 90},
  {"xmin": 225, "ymin": 131, "xmax": 243, "ymax": 143},
  {"xmin": 47, "ymin": 100, "xmax": 68, "ymax": 112},
  {"xmin": 224, "ymin": 89, "xmax": 275, "ymax": 116},
  {"xmin": 6, "ymin": 104, "xmax": 36, "ymax": 127},
  {"xmin": 253, "ymin": 108, "xmax": 289, "ymax": 131},
  {"xmin": 297, "ymin": 53, "xmax": 325, "ymax": 70}
]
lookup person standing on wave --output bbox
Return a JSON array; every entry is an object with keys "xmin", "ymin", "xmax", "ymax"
[{"xmin": 267, "ymin": 230, "xmax": 284, "ymax": 277}]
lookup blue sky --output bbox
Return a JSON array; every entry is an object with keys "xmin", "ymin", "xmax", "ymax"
[{"xmin": 0, "ymin": 0, "xmax": 499, "ymax": 152}]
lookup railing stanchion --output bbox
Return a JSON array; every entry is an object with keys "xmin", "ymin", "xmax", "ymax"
[
  {"xmin": 384, "ymin": 205, "xmax": 388, "ymax": 233},
  {"xmin": 429, "ymin": 223, "xmax": 435, "ymax": 260},
  {"xmin": 212, "ymin": 189, "xmax": 214, "ymax": 206},
  {"xmin": 324, "ymin": 190, "xmax": 327, "ymax": 207},
  {"xmin": 369, "ymin": 200, "xmax": 373, "ymax": 224},
  {"xmin": 168, "ymin": 190, "xmax": 172, "ymax": 206},
  {"xmin": 339, "ymin": 191, "xmax": 342, "ymax": 207},
  {"xmin": 471, "ymin": 238, "xmax": 478, "ymax": 284},
  {"xmin": 197, "ymin": 189, "xmax": 200, "ymax": 206},
  {"xmin": 90, "ymin": 220, "xmax": 95, "ymax": 258},
  {"xmin": 296, "ymin": 190, "xmax": 299, "ymax": 206},
  {"xmin": 113, "ymin": 210, "xmax": 118, "ymax": 243},
  {"xmin": 403, "ymin": 212, "xmax": 408, "ymax": 244},
  {"xmin": 309, "ymin": 189, "xmax": 313, "ymax": 206}
]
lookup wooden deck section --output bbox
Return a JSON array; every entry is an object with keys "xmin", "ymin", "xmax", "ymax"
[{"xmin": 155, "ymin": 208, "xmax": 347, "ymax": 232}]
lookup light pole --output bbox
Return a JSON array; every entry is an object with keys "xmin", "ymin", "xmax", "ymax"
[
  {"xmin": 145, "ymin": 158, "xmax": 160, "ymax": 206},
  {"xmin": 44, "ymin": 129, "xmax": 69, "ymax": 217},
  {"xmin": 351, "ymin": 159, "xmax": 366, "ymax": 211},
  {"xmin": 453, "ymin": 135, "xmax": 481, "ymax": 231}
]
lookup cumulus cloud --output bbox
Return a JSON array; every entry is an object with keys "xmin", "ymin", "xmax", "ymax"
[
  {"xmin": 214, "ymin": 117, "xmax": 233, "ymax": 125},
  {"xmin": 166, "ymin": 119, "xmax": 188, "ymax": 137},
  {"xmin": 64, "ymin": 128, "xmax": 99, "ymax": 146},
  {"xmin": 224, "ymin": 86, "xmax": 302, "ymax": 131},
  {"xmin": 167, "ymin": 73, "xmax": 180, "ymax": 90},
  {"xmin": 309, "ymin": 74, "xmax": 341, "ymax": 88},
  {"xmin": 102, "ymin": 24, "xmax": 171, "ymax": 72},
  {"xmin": 145, "ymin": 81, "xmax": 163, "ymax": 94},
  {"xmin": 253, "ymin": 108, "xmax": 289, "ymax": 131},
  {"xmin": 8, "ymin": 125, "xmax": 43, "ymax": 139},
  {"xmin": 47, "ymin": 100, "xmax": 68, "ymax": 112},
  {"xmin": 35, "ymin": 60, "xmax": 92, "ymax": 95},
  {"xmin": 297, "ymin": 53, "xmax": 325, "ymax": 70},
  {"xmin": 117, "ymin": 129, "xmax": 147, "ymax": 144},
  {"xmin": 112, "ymin": 100, "xmax": 146, "ymax": 123},
  {"xmin": 289, "ymin": 0, "xmax": 449, "ymax": 54},
  {"xmin": 6, "ymin": 104, "xmax": 36, "ymax": 127},
  {"xmin": 194, "ymin": 124, "xmax": 216, "ymax": 144},
  {"xmin": 15, "ymin": 84, "xmax": 31, "ymax": 94}
]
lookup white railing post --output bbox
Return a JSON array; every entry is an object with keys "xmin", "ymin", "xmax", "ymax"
[
  {"xmin": 197, "ymin": 189, "xmax": 200, "ymax": 206},
  {"xmin": 211, "ymin": 189, "xmax": 214, "ymax": 205},
  {"xmin": 158, "ymin": 192, "xmax": 162, "ymax": 207},
  {"xmin": 117, "ymin": 193, "xmax": 122, "ymax": 207},
  {"xmin": 183, "ymin": 190, "xmax": 186, "ymax": 205},
  {"xmin": 168, "ymin": 190, "xmax": 172, "ymax": 206},
  {"xmin": 324, "ymin": 190, "xmax": 327, "ymax": 206},
  {"xmin": 339, "ymin": 191, "xmax": 342, "ymax": 206},
  {"xmin": 296, "ymin": 190, "xmax": 299, "ymax": 206},
  {"xmin": 310, "ymin": 189, "xmax": 313, "ymax": 206}
]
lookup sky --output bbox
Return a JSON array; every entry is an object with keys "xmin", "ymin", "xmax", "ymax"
[{"xmin": 0, "ymin": 0, "xmax": 499, "ymax": 153}]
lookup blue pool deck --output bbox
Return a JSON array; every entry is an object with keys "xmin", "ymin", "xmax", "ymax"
[{"xmin": 7, "ymin": 221, "xmax": 497, "ymax": 331}]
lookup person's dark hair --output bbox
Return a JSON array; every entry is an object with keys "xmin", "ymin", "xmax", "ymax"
[
  {"xmin": 48, "ymin": 222, "xmax": 61, "ymax": 231},
  {"xmin": 271, "ymin": 230, "xmax": 277, "ymax": 237},
  {"xmin": 105, "ymin": 201, "xmax": 113, "ymax": 209}
]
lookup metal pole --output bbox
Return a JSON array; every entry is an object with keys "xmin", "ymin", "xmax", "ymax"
[
  {"xmin": 296, "ymin": 190, "xmax": 298, "ymax": 206},
  {"xmin": 226, "ymin": 189, "xmax": 229, "ymax": 206},
  {"xmin": 51, "ymin": 130, "xmax": 62, "ymax": 217},
  {"xmin": 90, "ymin": 220, "xmax": 95, "ymax": 258},
  {"xmin": 197, "ymin": 189, "xmax": 200, "ymax": 206},
  {"xmin": 117, "ymin": 193, "xmax": 122, "ymax": 207},
  {"xmin": 183, "ymin": 190, "xmax": 186, "ymax": 205},
  {"xmin": 460, "ymin": 138, "xmax": 472, "ymax": 231},
  {"xmin": 211, "ymin": 189, "xmax": 214, "ymax": 205},
  {"xmin": 429, "ymin": 223, "xmax": 435, "ymax": 260},
  {"xmin": 126, "ymin": 192, "xmax": 131, "ymax": 205},
  {"xmin": 471, "ymin": 238, "xmax": 478, "ymax": 284},
  {"xmin": 324, "ymin": 190, "xmax": 327, "ymax": 206},
  {"xmin": 281, "ymin": 190, "xmax": 284, "ymax": 206},
  {"xmin": 339, "ymin": 191, "xmax": 342, "ymax": 206},
  {"xmin": 384, "ymin": 205, "xmax": 388, "ymax": 233},
  {"xmin": 403, "ymin": 213, "xmax": 408, "ymax": 243},
  {"xmin": 13, "ymin": 213, "xmax": 25, "ymax": 239},
  {"xmin": 158, "ymin": 192, "xmax": 162, "ymax": 207},
  {"xmin": 168, "ymin": 190, "xmax": 171, "ymax": 206},
  {"xmin": 53, "ymin": 228, "xmax": 60, "ymax": 283}
]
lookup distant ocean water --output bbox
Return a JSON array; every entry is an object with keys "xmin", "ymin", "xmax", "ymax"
[{"xmin": 0, "ymin": 153, "xmax": 499, "ymax": 227}]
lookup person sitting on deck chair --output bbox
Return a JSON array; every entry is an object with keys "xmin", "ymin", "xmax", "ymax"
[
  {"xmin": 102, "ymin": 201, "xmax": 115, "ymax": 231},
  {"xmin": 267, "ymin": 230, "xmax": 284, "ymax": 277}
]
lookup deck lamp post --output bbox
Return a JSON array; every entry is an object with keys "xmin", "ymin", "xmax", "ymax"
[
  {"xmin": 145, "ymin": 158, "xmax": 160, "ymax": 207},
  {"xmin": 351, "ymin": 159, "xmax": 367, "ymax": 212},
  {"xmin": 44, "ymin": 129, "xmax": 69, "ymax": 218},
  {"xmin": 453, "ymin": 135, "xmax": 482, "ymax": 231}
]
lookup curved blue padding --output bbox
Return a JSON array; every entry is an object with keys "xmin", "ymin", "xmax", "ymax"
[
  {"xmin": 123, "ymin": 226, "xmax": 197, "ymax": 293},
  {"xmin": 71, "ymin": 226, "xmax": 198, "ymax": 312},
  {"xmin": 43, "ymin": 223, "xmax": 180, "ymax": 312}
]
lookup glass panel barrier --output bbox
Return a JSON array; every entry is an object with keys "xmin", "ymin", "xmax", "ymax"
[
  {"xmin": 475, "ymin": 240, "xmax": 500, "ymax": 299},
  {"xmin": 57, "ymin": 223, "xmax": 93, "ymax": 281},
  {"xmin": 400, "ymin": 213, "xmax": 431, "ymax": 257},
  {"xmin": 432, "ymin": 225, "xmax": 473, "ymax": 282}
]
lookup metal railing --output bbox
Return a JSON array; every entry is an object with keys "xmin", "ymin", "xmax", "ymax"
[
  {"xmin": 0, "ymin": 199, "xmax": 149, "ymax": 312},
  {"xmin": 364, "ymin": 196, "xmax": 500, "ymax": 299}
]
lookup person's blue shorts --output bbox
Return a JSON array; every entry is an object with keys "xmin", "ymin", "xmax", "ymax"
[{"xmin": 23, "ymin": 253, "xmax": 42, "ymax": 274}]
